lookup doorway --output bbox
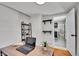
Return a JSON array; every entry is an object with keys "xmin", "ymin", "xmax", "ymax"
[
  {"xmin": 53, "ymin": 15, "xmax": 66, "ymax": 48},
  {"xmin": 53, "ymin": 8, "xmax": 76, "ymax": 56}
]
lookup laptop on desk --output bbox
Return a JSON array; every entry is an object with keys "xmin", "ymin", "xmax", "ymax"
[{"xmin": 16, "ymin": 37, "xmax": 36, "ymax": 54}]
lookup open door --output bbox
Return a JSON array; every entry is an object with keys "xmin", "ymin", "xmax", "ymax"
[{"xmin": 66, "ymin": 8, "xmax": 76, "ymax": 56}]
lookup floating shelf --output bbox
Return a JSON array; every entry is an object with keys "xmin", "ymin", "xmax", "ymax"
[
  {"xmin": 42, "ymin": 19, "xmax": 52, "ymax": 24},
  {"xmin": 42, "ymin": 30, "xmax": 52, "ymax": 34},
  {"xmin": 26, "ymin": 33, "xmax": 31, "ymax": 35},
  {"xmin": 22, "ymin": 23, "xmax": 30, "ymax": 26},
  {"xmin": 22, "ymin": 39, "xmax": 25, "ymax": 41},
  {"xmin": 21, "ymin": 29, "xmax": 31, "ymax": 30},
  {"xmin": 22, "ymin": 33, "xmax": 31, "ymax": 35}
]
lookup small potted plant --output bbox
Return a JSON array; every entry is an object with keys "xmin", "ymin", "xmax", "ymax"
[{"xmin": 42, "ymin": 41, "xmax": 48, "ymax": 51}]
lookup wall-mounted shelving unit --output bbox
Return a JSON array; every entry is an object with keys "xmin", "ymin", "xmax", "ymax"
[
  {"xmin": 42, "ymin": 19, "xmax": 52, "ymax": 34},
  {"xmin": 41, "ymin": 16, "xmax": 53, "ymax": 45},
  {"xmin": 21, "ymin": 21, "xmax": 32, "ymax": 41}
]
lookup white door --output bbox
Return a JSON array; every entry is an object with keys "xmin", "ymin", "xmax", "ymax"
[{"xmin": 66, "ymin": 8, "xmax": 76, "ymax": 56}]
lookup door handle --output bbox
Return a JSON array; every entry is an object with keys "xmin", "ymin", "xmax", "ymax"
[{"xmin": 71, "ymin": 34, "xmax": 77, "ymax": 37}]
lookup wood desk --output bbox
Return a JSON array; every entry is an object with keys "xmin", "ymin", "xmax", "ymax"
[{"xmin": 0, "ymin": 45, "xmax": 52, "ymax": 56}]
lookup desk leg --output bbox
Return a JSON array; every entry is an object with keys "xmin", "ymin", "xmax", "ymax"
[
  {"xmin": 1, "ymin": 51, "xmax": 2, "ymax": 56},
  {"xmin": 0, "ymin": 50, "xmax": 7, "ymax": 56}
]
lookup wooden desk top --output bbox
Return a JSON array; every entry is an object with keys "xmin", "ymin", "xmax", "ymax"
[{"xmin": 1, "ymin": 45, "xmax": 52, "ymax": 56}]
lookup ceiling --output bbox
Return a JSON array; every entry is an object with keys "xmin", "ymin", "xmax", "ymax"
[
  {"xmin": 53, "ymin": 15, "xmax": 66, "ymax": 22},
  {"xmin": 1, "ymin": 2, "xmax": 78, "ymax": 16}
]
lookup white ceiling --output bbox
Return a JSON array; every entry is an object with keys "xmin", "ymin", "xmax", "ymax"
[{"xmin": 1, "ymin": 2, "xmax": 78, "ymax": 16}]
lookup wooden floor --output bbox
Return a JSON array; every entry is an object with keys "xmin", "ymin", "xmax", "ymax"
[{"xmin": 53, "ymin": 48, "xmax": 72, "ymax": 56}]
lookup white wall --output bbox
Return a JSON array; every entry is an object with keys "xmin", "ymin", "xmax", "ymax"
[
  {"xmin": 0, "ymin": 5, "xmax": 18, "ymax": 48},
  {"xmin": 30, "ymin": 14, "xmax": 42, "ymax": 46},
  {"xmin": 30, "ymin": 14, "xmax": 54, "ymax": 46},
  {"xmin": 0, "ymin": 5, "xmax": 30, "ymax": 48},
  {"xmin": 18, "ymin": 13, "xmax": 30, "ymax": 24}
]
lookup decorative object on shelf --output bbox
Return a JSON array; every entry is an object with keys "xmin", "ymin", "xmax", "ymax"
[
  {"xmin": 54, "ymin": 22, "xmax": 58, "ymax": 28},
  {"xmin": 54, "ymin": 31, "xmax": 58, "ymax": 38},
  {"xmin": 21, "ymin": 21, "xmax": 32, "ymax": 42},
  {"xmin": 43, "ymin": 41, "xmax": 47, "ymax": 47},
  {"xmin": 54, "ymin": 31, "xmax": 58, "ymax": 41}
]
